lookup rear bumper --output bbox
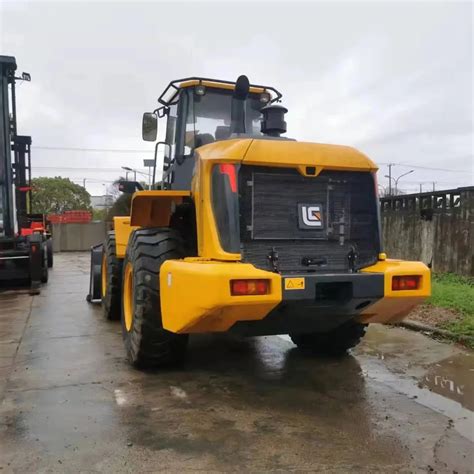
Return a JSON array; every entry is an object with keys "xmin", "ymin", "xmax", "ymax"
[{"xmin": 159, "ymin": 258, "xmax": 430, "ymax": 334}]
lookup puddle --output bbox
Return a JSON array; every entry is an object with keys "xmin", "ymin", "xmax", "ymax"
[
  {"xmin": 279, "ymin": 325, "xmax": 474, "ymax": 441},
  {"xmin": 420, "ymin": 353, "xmax": 474, "ymax": 411}
]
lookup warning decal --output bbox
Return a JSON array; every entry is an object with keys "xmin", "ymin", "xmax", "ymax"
[{"xmin": 284, "ymin": 277, "xmax": 305, "ymax": 290}]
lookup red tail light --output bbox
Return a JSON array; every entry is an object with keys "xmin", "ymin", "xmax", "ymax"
[
  {"xmin": 392, "ymin": 275, "xmax": 421, "ymax": 291},
  {"xmin": 219, "ymin": 164, "xmax": 237, "ymax": 193},
  {"xmin": 231, "ymin": 279, "xmax": 269, "ymax": 296}
]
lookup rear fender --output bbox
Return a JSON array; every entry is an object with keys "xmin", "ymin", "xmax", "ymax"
[
  {"xmin": 129, "ymin": 191, "xmax": 191, "ymax": 228},
  {"xmin": 113, "ymin": 216, "xmax": 138, "ymax": 259}
]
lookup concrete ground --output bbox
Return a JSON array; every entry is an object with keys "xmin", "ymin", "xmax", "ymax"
[{"xmin": 0, "ymin": 253, "xmax": 472, "ymax": 473}]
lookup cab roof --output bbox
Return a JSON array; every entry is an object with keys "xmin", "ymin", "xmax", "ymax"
[{"xmin": 158, "ymin": 76, "xmax": 282, "ymax": 106}]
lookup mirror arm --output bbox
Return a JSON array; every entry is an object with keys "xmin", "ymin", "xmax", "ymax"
[{"xmin": 154, "ymin": 106, "xmax": 169, "ymax": 118}]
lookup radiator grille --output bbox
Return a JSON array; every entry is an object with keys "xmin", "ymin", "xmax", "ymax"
[{"xmin": 239, "ymin": 167, "xmax": 380, "ymax": 273}]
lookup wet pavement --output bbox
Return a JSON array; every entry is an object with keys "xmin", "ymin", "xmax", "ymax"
[{"xmin": 0, "ymin": 253, "xmax": 472, "ymax": 472}]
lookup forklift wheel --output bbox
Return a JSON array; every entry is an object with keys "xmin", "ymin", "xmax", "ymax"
[
  {"xmin": 41, "ymin": 241, "xmax": 49, "ymax": 283},
  {"xmin": 41, "ymin": 262, "xmax": 49, "ymax": 283},
  {"xmin": 47, "ymin": 239, "xmax": 53, "ymax": 268}
]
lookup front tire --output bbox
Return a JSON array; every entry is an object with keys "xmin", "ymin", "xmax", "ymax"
[
  {"xmin": 121, "ymin": 228, "xmax": 189, "ymax": 369},
  {"xmin": 290, "ymin": 320, "xmax": 368, "ymax": 356},
  {"xmin": 101, "ymin": 232, "xmax": 123, "ymax": 320}
]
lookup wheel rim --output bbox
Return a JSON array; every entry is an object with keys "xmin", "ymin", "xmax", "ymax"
[
  {"xmin": 101, "ymin": 253, "xmax": 107, "ymax": 298},
  {"xmin": 123, "ymin": 262, "xmax": 134, "ymax": 332}
]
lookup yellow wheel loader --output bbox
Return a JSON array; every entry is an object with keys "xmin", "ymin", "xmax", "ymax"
[{"xmin": 87, "ymin": 75, "xmax": 430, "ymax": 368}]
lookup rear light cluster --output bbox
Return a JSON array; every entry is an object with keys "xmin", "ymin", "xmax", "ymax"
[
  {"xmin": 392, "ymin": 275, "xmax": 421, "ymax": 291},
  {"xmin": 231, "ymin": 279, "xmax": 269, "ymax": 296}
]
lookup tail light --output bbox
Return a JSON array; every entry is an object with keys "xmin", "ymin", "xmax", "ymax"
[
  {"xmin": 392, "ymin": 275, "xmax": 421, "ymax": 291},
  {"xmin": 231, "ymin": 279, "xmax": 269, "ymax": 296}
]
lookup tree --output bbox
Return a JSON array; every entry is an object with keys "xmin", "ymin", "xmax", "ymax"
[
  {"xmin": 31, "ymin": 177, "xmax": 92, "ymax": 214},
  {"xmin": 106, "ymin": 192, "xmax": 132, "ymax": 221}
]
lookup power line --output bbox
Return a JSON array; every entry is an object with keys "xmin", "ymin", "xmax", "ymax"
[
  {"xmin": 34, "ymin": 166, "xmax": 146, "ymax": 172},
  {"xmin": 32, "ymin": 146, "xmax": 470, "ymax": 173},
  {"xmin": 32, "ymin": 145, "xmax": 154, "ymax": 153},
  {"xmin": 378, "ymin": 162, "xmax": 471, "ymax": 173}
]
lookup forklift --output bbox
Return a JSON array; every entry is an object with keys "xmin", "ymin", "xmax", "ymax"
[{"xmin": 0, "ymin": 55, "xmax": 51, "ymax": 292}]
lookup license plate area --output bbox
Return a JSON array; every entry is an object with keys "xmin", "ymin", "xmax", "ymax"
[{"xmin": 315, "ymin": 281, "xmax": 352, "ymax": 303}]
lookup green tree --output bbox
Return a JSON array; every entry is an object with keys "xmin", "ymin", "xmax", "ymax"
[
  {"xmin": 106, "ymin": 192, "xmax": 132, "ymax": 221},
  {"xmin": 31, "ymin": 177, "xmax": 92, "ymax": 214}
]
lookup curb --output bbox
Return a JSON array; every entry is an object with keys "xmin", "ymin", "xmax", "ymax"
[{"xmin": 398, "ymin": 319, "xmax": 474, "ymax": 345}]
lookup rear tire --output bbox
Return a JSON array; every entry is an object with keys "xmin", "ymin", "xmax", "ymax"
[
  {"xmin": 102, "ymin": 232, "xmax": 123, "ymax": 321},
  {"xmin": 290, "ymin": 320, "xmax": 368, "ymax": 356},
  {"xmin": 121, "ymin": 228, "xmax": 188, "ymax": 369}
]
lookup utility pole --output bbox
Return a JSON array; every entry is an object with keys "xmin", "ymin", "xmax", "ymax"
[
  {"xmin": 384, "ymin": 169, "xmax": 413, "ymax": 196},
  {"xmin": 432, "ymin": 182, "xmax": 436, "ymax": 191},
  {"xmin": 387, "ymin": 164, "xmax": 394, "ymax": 195},
  {"xmin": 419, "ymin": 183, "xmax": 423, "ymax": 193},
  {"xmin": 83, "ymin": 178, "xmax": 86, "ymax": 188}
]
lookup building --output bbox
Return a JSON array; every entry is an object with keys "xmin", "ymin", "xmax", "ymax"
[{"xmin": 90, "ymin": 195, "xmax": 114, "ymax": 210}]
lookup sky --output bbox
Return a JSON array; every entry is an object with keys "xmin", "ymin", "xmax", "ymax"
[{"xmin": 0, "ymin": 0, "xmax": 472, "ymax": 196}]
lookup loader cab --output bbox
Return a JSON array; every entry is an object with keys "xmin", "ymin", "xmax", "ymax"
[{"xmin": 142, "ymin": 77, "xmax": 282, "ymax": 190}]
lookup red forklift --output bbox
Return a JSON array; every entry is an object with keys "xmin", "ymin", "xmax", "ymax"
[{"xmin": 0, "ymin": 55, "xmax": 52, "ymax": 292}]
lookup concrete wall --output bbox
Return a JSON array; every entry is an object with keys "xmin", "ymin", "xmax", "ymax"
[
  {"xmin": 52, "ymin": 222, "xmax": 107, "ymax": 252},
  {"xmin": 381, "ymin": 187, "xmax": 473, "ymax": 276},
  {"xmin": 51, "ymin": 189, "xmax": 473, "ymax": 276}
]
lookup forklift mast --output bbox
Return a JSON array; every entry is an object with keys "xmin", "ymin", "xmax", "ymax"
[
  {"xmin": 13, "ymin": 135, "xmax": 33, "ymax": 229},
  {"xmin": 0, "ymin": 55, "xmax": 17, "ymax": 238}
]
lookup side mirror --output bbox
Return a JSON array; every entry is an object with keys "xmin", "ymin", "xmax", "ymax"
[{"xmin": 142, "ymin": 112, "xmax": 157, "ymax": 141}]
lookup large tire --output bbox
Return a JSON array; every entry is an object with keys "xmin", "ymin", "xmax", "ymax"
[
  {"xmin": 46, "ymin": 238, "xmax": 53, "ymax": 268},
  {"xmin": 102, "ymin": 232, "xmax": 123, "ymax": 321},
  {"xmin": 121, "ymin": 228, "xmax": 188, "ymax": 369},
  {"xmin": 290, "ymin": 320, "xmax": 368, "ymax": 356}
]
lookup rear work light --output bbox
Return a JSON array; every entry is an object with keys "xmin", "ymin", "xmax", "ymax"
[
  {"xmin": 392, "ymin": 275, "xmax": 421, "ymax": 291},
  {"xmin": 231, "ymin": 279, "xmax": 270, "ymax": 296}
]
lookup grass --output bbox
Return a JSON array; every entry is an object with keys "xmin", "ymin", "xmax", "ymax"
[{"xmin": 428, "ymin": 273, "xmax": 474, "ymax": 343}]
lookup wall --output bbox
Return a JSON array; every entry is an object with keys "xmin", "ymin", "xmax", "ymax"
[
  {"xmin": 381, "ymin": 187, "xmax": 473, "ymax": 276},
  {"xmin": 52, "ymin": 222, "xmax": 107, "ymax": 252}
]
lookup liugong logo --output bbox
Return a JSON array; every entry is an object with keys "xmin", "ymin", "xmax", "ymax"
[{"xmin": 298, "ymin": 204, "xmax": 323, "ymax": 229}]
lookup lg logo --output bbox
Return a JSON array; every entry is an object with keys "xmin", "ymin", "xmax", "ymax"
[{"xmin": 298, "ymin": 204, "xmax": 323, "ymax": 229}]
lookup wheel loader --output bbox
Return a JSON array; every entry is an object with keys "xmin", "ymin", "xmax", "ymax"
[{"xmin": 88, "ymin": 75, "xmax": 430, "ymax": 368}]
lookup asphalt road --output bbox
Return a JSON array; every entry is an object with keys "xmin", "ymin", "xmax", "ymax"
[{"xmin": 0, "ymin": 253, "xmax": 472, "ymax": 472}]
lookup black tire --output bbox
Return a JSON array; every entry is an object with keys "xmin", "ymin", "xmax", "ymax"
[
  {"xmin": 290, "ymin": 320, "xmax": 368, "ymax": 357},
  {"xmin": 46, "ymin": 238, "xmax": 53, "ymax": 268},
  {"xmin": 41, "ymin": 263, "xmax": 49, "ymax": 283},
  {"xmin": 102, "ymin": 232, "xmax": 123, "ymax": 321},
  {"xmin": 41, "ymin": 242, "xmax": 48, "ymax": 283},
  {"xmin": 121, "ymin": 228, "xmax": 189, "ymax": 369}
]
